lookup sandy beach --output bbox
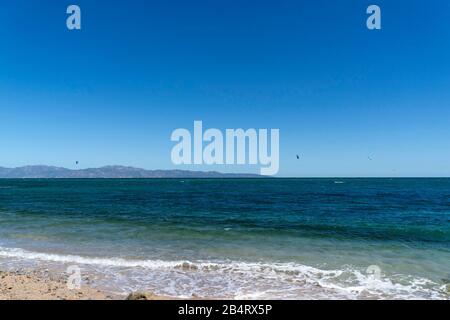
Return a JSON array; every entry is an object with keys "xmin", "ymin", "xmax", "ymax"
[
  {"xmin": 0, "ymin": 269, "xmax": 119, "ymax": 300},
  {"xmin": 0, "ymin": 269, "xmax": 178, "ymax": 300}
]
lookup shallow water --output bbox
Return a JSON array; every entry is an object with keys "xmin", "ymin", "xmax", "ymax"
[{"xmin": 0, "ymin": 178, "xmax": 449, "ymax": 299}]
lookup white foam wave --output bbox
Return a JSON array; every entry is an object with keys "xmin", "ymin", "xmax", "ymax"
[{"xmin": 0, "ymin": 246, "xmax": 184, "ymax": 269}]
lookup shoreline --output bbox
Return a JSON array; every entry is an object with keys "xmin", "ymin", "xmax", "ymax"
[
  {"xmin": 0, "ymin": 269, "xmax": 178, "ymax": 300},
  {"xmin": 0, "ymin": 269, "xmax": 120, "ymax": 300},
  {"xmin": 1, "ymin": 260, "xmax": 448, "ymax": 300}
]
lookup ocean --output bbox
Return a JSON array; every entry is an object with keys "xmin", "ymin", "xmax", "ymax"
[{"xmin": 0, "ymin": 178, "xmax": 449, "ymax": 299}]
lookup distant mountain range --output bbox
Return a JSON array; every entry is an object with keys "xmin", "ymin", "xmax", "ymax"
[{"xmin": 0, "ymin": 165, "xmax": 261, "ymax": 179}]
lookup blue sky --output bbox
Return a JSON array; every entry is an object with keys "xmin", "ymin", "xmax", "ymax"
[{"xmin": 0, "ymin": 0, "xmax": 449, "ymax": 176}]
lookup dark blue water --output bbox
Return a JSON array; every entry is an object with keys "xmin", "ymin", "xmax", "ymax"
[{"xmin": 0, "ymin": 179, "xmax": 449, "ymax": 299}]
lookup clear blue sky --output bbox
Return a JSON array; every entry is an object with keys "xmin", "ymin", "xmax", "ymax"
[{"xmin": 1, "ymin": 0, "xmax": 449, "ymax": 176}]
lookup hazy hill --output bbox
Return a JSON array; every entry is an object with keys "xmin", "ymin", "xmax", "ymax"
[{"xmin": 0, "ymin": 165, "xmax": 261, "ymax": 179}]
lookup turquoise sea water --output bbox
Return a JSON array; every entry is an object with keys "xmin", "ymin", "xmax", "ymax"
[{"xmin": 0, "ymin": 179, "xmax": 449, "ymax": 299}]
